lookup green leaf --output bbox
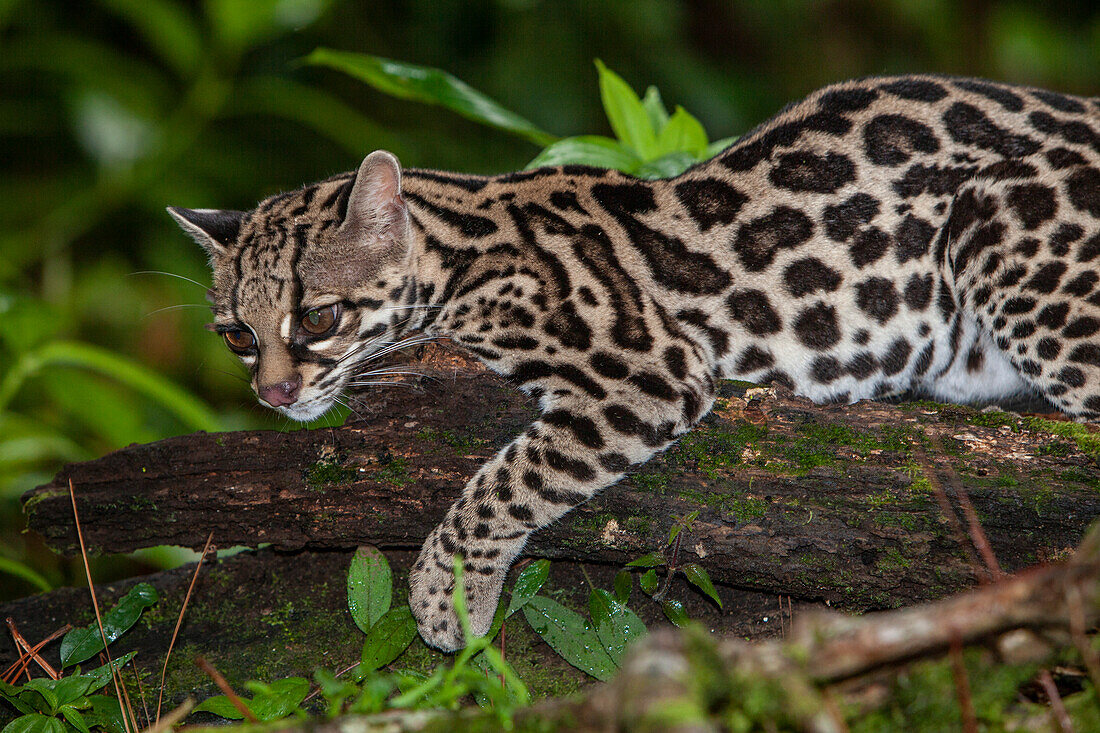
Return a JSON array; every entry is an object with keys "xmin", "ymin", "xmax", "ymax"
[
  {"xmin": 0, "ymin": 556, "xmax": 50, "ymax": 593},
  {"xmin": 506, "ymin": 559, "xmax": 550, "ymax": 619},
  {"xmin": 635, "ymin": 151, "xmax": 697, "ymax": 179},
  {"xmin": 21, "ymin": 676, "xmax": 94, "ymax": 713},
  {"xmin": 588, "ymin": 588, "xmax": 646, "ymax": 667},
  {"xmin": 208, "ymin": 0, "xmax": 332, "ymax": 53},
  {"xmin": 60, "ymin": 583, "xmax": 157, "ymax": 667},
  {"xmin": 360, "ymin": 606, "xmax": 417, "ymax": 671},
  {"xmin": 82, "ymin": 695, "xmax": 126, "ymax": 733},
  {"xmin": 0, "ymin": 342, "xmax": 222, "ymax": 433},
  {"xmin": 639, "ymin": 568, "xmax": 658, "ymax": 595},
  {"xmin": 662, "ymin": 598, "xmax": 690, "ymax": 627},
  {"xmin": 84, "ymin": 652, "xmax": 137, "ymax": 693},
  {"xmin": 655, "ymin": 106, "xmax": 709, "ymax": 159},
  {"xmin": 347, "ymin": 546, "xmax": 392, "ymax": 633},
  {"xmin": 613, "ymin": 570, "xmax": 632, "ymax": 604},
  {"xmin": 1, "ymin": 713, "xmax": 67, "ymax": 733},
  {"xmin": 521, "ymin": 596, "xmax": 617, "ymax": 681},
  {"xmin": 57, "ymin": 706, "xmax": 90, "ymax": 733},
  {"xmin": 526, "ymin": 136, "xmax": 642, "ymax": 173},
  {"xmin": 626, "ymin": 551, "xmax": 665, "ymax": 568},
  {"xmin": 303, "ymin": 49, "xmax": 556, "ymax": 147},
  {"xmin": 594, "ymin": 59, "xmax": 657, "ymax": 158},
  {"xmin": 683, "ymin": 563, "xmax": 723, "ymax": 609},
  {"xmin": 0, "ymin": 681, "xmax": 38, "ymax": 716},
  {"xmin": 706, "ymin": 136, "xmax": 739, "ymax": 158},
  {"xmin": 242, "ymin": 677, "xmax": 310, "ymax": 721},
  {"xmin": 192, "ymin": 695, "xmax": 246, "ymax": 720},
  {"xmin": 641, "ymin": 86, "xmax": 669, "ymax": 135}
]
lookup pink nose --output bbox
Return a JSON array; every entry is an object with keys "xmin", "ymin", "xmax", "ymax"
[{"xmin": 259, "ymin": 378, "xmax": 300, "ymax": 407}]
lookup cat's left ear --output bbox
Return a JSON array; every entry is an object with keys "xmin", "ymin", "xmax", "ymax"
[
  {"xmin": 167, "ymin": 207, "xmax": 246, "ymax": 260},
  {"xmin": 340, "ymin": 150, "xmax": 408, "ymax": 246}
]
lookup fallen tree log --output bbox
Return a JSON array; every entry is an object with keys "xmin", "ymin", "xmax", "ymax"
[{"xmin": 22, "ymin": 343, "xmax": 1100, "ymax": 609}]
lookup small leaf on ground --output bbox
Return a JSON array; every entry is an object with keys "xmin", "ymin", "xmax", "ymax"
[
  {"xmin": 522, "ymin": 596, "xmax": 617, "ymax": 681},
  {"xmin": 683, "ymin": 563, "xmax": 723, "ymax": 608},
  {"xmin": 588, "ymin": 588, "xmax": 646, "ymax": 667},
  {"xmin": 613, "ymin": 570, "xmax": 632, "ymax": 603},
  {"xmin": 347, "ymin": 545, "xmax": 392, "ymax": 633},
  {"xmin": 627, "ymin": 551, "xmax": 665, "ymax": 568},
  {"xmin": 506, "ymin": 559, "xmax": 550, "ymax": 618},
  {"xmin": 60, "ymin": 583, "xmax": 157, "ymax": 667},
  {"xmin": 639, "ymin": 568, "xmax": 658, "ymax": 595},
  {"xmin": 662, "ymin": 598, "xmax": 690, "ymax": 627},
  {"xmin": 361, "ymin": 605, "xmax": 417, "ymax": 671}
]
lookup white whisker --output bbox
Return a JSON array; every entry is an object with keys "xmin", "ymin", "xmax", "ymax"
[
  {"xmin": 143, "ymin": 303, "xmax": 208, "ymax": 319},
  {"xmin": 129, "ymin": 270, "xmax": 209, "ymax": 290}
]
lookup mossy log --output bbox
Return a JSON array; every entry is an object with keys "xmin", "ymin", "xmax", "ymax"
[{"xmin": 23, "ymin": 343, "xmax": 1100, "ymax": 610}]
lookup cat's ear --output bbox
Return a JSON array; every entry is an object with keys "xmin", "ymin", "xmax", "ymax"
[
  {"xmin": 339, "ymin": 150, "xmax": 407, "ymax": 244},
  {"xmin": 167, "ymin": 207, "xmax": 245, "ymax": 259}
]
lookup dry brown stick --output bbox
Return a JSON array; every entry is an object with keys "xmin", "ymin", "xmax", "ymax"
[
  {"xmin": 928, "ymin": 434, "xmax": 1004, "ymax": 580},
  {"xmin": 3, "ymin": 620, "xmax": 68, "ymax": 682},
  {"xmin": 1038, "ymin": 669, "xmax": 1074, "ymax": 733},
  {"xmin": 195, "ymin": 655, "xmax": 259, "ymax": 723},
  {"xmin": 69, "ymin": 479, "xmax": 135, "ymax": 733},
  {"xmin": 949, "ymin": 636, "xmax": 978, "ymax": 733},
  {"xmin": 912, "ymin": 442, "xmax": 991, "ymax": 582},
  {"xmin": 155, "ymin": 532, "xmax": 215, "ymax": 725}
]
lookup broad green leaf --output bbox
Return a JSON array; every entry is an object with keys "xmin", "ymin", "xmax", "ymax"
[
  {"xmin": 303, "ymin": 49, "xmax": 556, "ymax": 147},
  {"xmin": 655, "ymin": 106, "xmax": 709, "ymax": 159},
  {"xmin": 347, "ymin": 546, "xmax": 392, "ymax": 633},
  {"xmin": 683, "ymin": 563, "xmax": 723, "ymax": 609},
  {"xmin": 360, "ymin": 606, "xmax": 417, "ymax": 671},
  {"xmin": 94, "ymin": 0, "xmax": 202, "ymax": 76},
  {"xmin": 82, "ymin": 695, "xmax": 126, "ymax": 733},
  {"xmin": 521, "ymin": 596, "xmax": 617, "ymax": 681},
  {"xmin": 346, "ymin": 674, "xmax": 395, "ymax": 715},
  {"xmin": 706, "ymin": 136, "xmax": 739, "ymax": 158},
  {"xmin": 526, "ymin": 136, "xmax": 641, "ymax": 173},
  {"xmin": 1, "ymin": 713, "xmax": 67, "ymax": 733},
  {"xmin": 506, "ymin": 559, "xmax": 550, "ymax": 618},
  {"xmin": 21, "ymin": 676, "xmax": 93, "ymax": 712},
  {"xmin": 626, "ymin": 551, "xmax": 665, "ymax": 568},
  {"xmin": 57, "ymin": 706, "xmax": 90, "ymax": 733},
  {"xmin": 243, "ymin": 677, "xmax": 309, "ymax": 721},
  {"xmin": 594, "ymin": 60, "xmax": 657, "ymax": 158},
  {"xmin": 613, "ymin": 570, "xmax": 632, "ymax": 604},
  {"xmin": 0, "ymin": 681, "xmax": 38, "ymax": 716},
  {"xmin": 192, "ymin": 695, "xmax": 246, "ymax": 720},
  {"xmin": 60, "ymin": 583, "xmax": 158, "ymax": 667},
  {"xmin": 635, "ymin": 151, "xmax": 697, "ymax": 179},
  {"xmin": 588, "ymin": 588, "xmax": 646, "ymax": 667},
  {"xmin": 639, "ymin": 568, "xmax": 658, "ymax": 595},
  {"xmin": 662, "ymin": 598, "xmax": 690, "ymax": 627},
  {"xmin": 641, "ymin": 86, "xmax": 669, "ymax": 135},
  {"xmin": 0, "ymin": 555, "xmax": 51, "ymax": 593}
]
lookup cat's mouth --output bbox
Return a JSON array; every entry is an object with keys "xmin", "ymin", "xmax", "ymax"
[{"xmin": 271, "ymin": 395, "xmax": 337, "ymax": 423}]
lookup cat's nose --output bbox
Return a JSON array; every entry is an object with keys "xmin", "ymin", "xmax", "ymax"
[{"xmin": 259, "ymin": 378, "xmax": 301, "ymax": 407}]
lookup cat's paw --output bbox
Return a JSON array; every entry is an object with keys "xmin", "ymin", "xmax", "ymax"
[{"xmin": 407, "ymin": 528, "xmax": 511, "ymax": 652}]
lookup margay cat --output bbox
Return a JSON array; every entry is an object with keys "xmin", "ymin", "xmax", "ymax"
[{"xmin": 170, "ymin": 74, "xmax": 1100, "ymax": 650}]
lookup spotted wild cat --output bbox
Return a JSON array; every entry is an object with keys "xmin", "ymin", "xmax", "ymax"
[{"xmin": 169, "ymin": 74, "xmax": 1100, "ymax": 650}]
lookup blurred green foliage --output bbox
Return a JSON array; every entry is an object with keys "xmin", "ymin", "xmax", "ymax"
[{"xmin": 0, "ymin": 0, "xmax": 1097, "ymax": 600}]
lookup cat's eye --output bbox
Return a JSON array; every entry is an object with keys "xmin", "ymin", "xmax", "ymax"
[
  {"xmin": 223, "ymin": 329, "xmax": 255, "ymax": 353},
  {"xmin": 301, "ymin": 304, "xmax": 339, "ymax": 335}
]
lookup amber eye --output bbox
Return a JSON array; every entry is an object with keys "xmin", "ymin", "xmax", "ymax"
[
  {"xmin": 301, "ymin": 305, "xmax": 339, "ymax": 335},
  {"xmin": 223, "ymin": 329, "xmax": 255, "ymax": 353}
]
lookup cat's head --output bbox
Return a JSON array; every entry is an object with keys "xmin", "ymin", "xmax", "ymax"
[{"xmin": 169, "ymin": 151, "xmax": 417, "ymax": 422}]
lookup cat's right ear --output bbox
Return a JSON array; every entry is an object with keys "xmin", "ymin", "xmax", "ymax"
[
  {"xmin": 167, "ymin": 207, "xmax": 246, "ymax": 260},
  {"xmin": 339, "ymin": 151, "xmax": 407, "ymax": 246}
]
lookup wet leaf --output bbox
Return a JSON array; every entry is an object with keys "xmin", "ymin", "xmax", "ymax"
[
  {"xmin": 506, "ymin": 559, "xmax": 550, "ymax": 618},
  {"xmin": 683, "ymin": 563, "xmax": 723, "ymax": 608},
  {"xmin": 243, "ymin": 677, "xmax": 310, "ymax": 721},
  {"xmin": 0, "ymin": 713, "xmax": 67, "ymax": 733},
  {"xmin": 662, "ymin": 598, "xmax": 690, "ymax": 627},
  {"xmin": 639, "ymin": 568, "xmax": 658, "ymax": 595},
  {"xmin": 522, "ymin": 596, "xmax": 617, "ymax": 681},
  {"xmin": 60, "ymin": 583, "xmax": 157, "ymax": 667},
  {"xmin": 588, "ymin": 588, "xmax": 646, "ymax": 666},
  {"xmin": 613, "ymin": 570, "xmax": 631, "ymax": 604},
  {"xmin": 347, "ymin": 545, "xmax": 392, "ymax": 633},
  {"xmin": 626, "ymin": 551, "xmax": 665, "ymax": 568}
]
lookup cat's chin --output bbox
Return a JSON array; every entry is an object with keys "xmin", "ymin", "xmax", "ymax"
[{"xmin": 274, "ymin": 399, "xmax": 335, "ymax": 423}]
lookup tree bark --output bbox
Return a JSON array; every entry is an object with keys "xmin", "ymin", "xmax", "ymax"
[{"xmin": 23, "ymin": 343, "xmax": 1100, "ymax": 609}]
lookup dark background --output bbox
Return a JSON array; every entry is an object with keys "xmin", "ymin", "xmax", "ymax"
[{"xmin": 1, "ymin": 0, "xmax": 1097, "ymax": 597}]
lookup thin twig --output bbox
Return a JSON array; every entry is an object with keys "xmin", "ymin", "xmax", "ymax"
[
  {"xmin": 949, "ymin": 636, "xmax": 978, "ymax": 733},
  {"xmin": 913, "ymin": 442, "xmax": 991, "ymax": 582},
  {"xmin": 141, "ymin": 698, "xmax": 194, "ymax": 733},
  {"xmin": 195, "ymin": 655, "xmax": 259, "ymax": 723},
  {"xmin": 156, "ymin": 532, "xmax": 215, "ymax": 725},
  {"xmin": 1038, "ymin": 669, "xmax": 1074, "ymax": 733},
  {"xmin": 69, "ymin": 478, "xmax": 135, "ymax": 733},
  {"xmin": 928, "ymin": 434, "xmax": 1003, "ymax": 580},
  {"xmin": 4, "ymin": 619, "xmax": 68, "ymax": 681}
]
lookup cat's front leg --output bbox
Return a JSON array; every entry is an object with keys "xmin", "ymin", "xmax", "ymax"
[{"xmin": 409, "ymin": 383, "xmax": 712, "ymax": 651}]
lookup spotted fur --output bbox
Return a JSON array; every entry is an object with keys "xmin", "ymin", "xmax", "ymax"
[{"xmin": 170, "ymin": 75, "xmax": 1100, "ymax": 650}]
